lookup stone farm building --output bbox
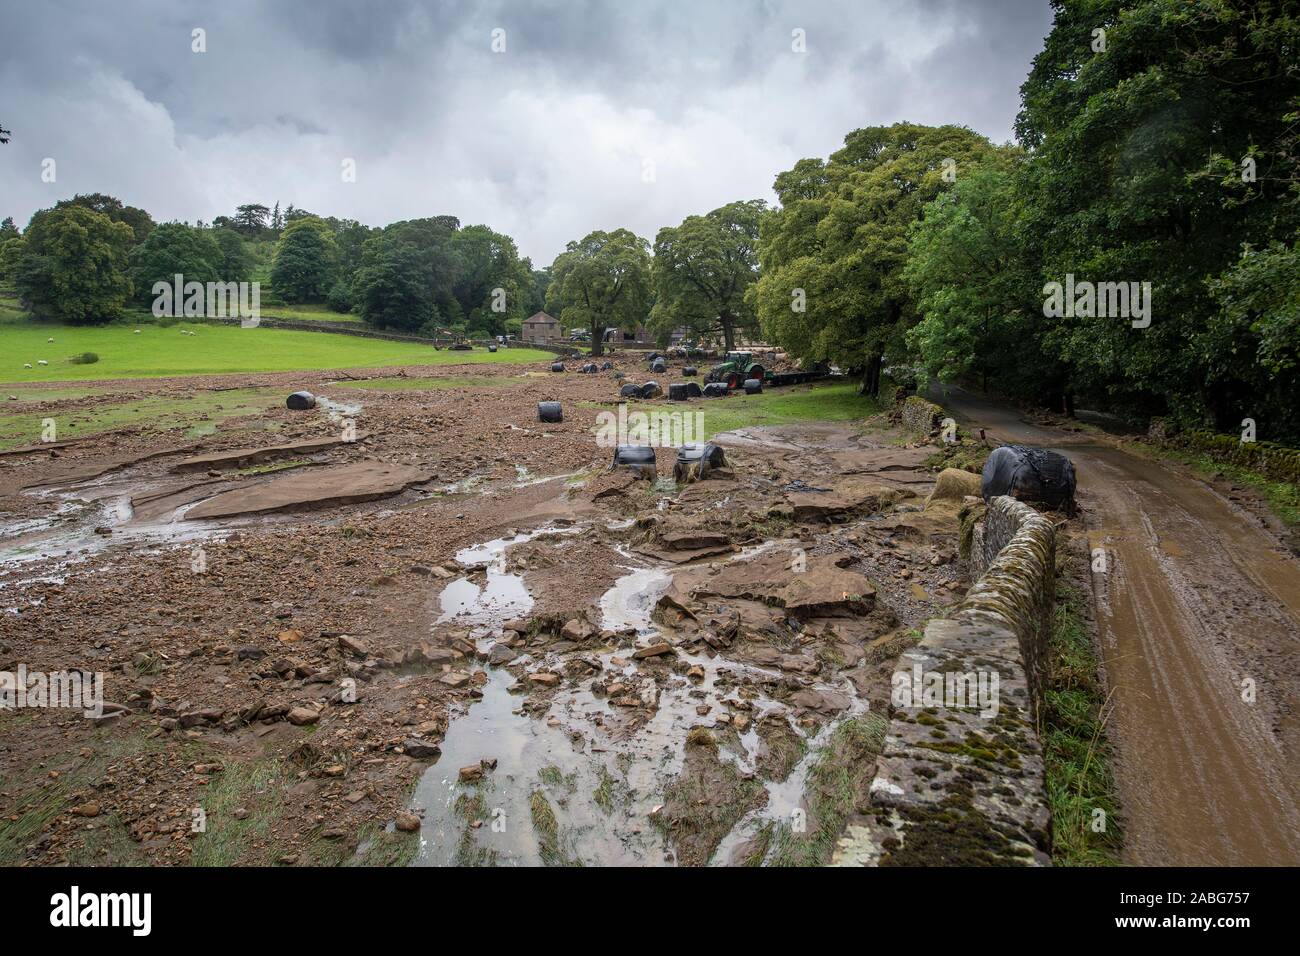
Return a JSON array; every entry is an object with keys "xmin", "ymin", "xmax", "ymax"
[{"xmin": 522, "ymin": 311, "xmax": 562, "ymax": 345}]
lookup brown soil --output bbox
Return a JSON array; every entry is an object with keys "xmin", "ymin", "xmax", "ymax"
[{"xmin": 0, "ymin": 357, "xmax": 980, "ymax": 866}]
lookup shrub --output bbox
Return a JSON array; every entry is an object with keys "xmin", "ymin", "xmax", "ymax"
[{"xmin": 68, "ymin": 351, "xmax": 100, "ymax": 364}]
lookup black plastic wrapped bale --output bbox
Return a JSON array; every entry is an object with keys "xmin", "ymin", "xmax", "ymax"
[
  {"xmin": 579, "ymin": 362, "xmax": 596, "ymax": 373},
  {"xmin": 646, "ymin": 352, "xmax": 661, "ymax": 363},
  {"xmin": 673, "ymin": 441, "xmax": 727, "ymax": 483},
  {"xmin": 702, "ymin": 382, "xmax": 729, "ymax": 397},
  {"xmin": 619, "ymin": 383, "xmax": 641, "ymax": 398},
  {"xmin": 667, "ymin": 383, "xmax": 692, "ymax": 401},
  {"xmin": 981, "ymin": 444, "xmax": 1077, "ymax": 510},
  {"xmin": 743, "ymin": 378, "xmax": 763, "ymax": 394},
  {"xmin": 612, "ymin": 444, "xmax": 657, "ymax": 477},
  {"xmin": 684, "ymin": 382, "xmax": 704, "ymax": 398},
  {"xmin": 639, "ymin": 381, "xmax": 663, "ymax": 399},
  {"xmin": 683, "ymin": 366, "xmax": 697, "ymax": 377},
  {"xmin": 550, "ymin": 362, "xmax": 565, "ymax": 373},
  {"xmin": 487, "ymin": 344, "xmax": 498, "ymax": 353},
  {"xmin": 537, "ymin": 401, "xmax": 563, "ymax": 423},
  {"xmin": 286, "ymin": 391, "xmax": 316, "ymax": 410},
  {"xmin": 650, "ymin": 358, "xmax": 667, "ymax": 374},
  {"xmin": 601, "ymin": 361, "xmax": 613, "ymax": 370}
]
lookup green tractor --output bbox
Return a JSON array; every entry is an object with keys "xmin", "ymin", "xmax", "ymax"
[{"xmin": 705, "ymin": 351, "xmax": 766, "ymax": 389}]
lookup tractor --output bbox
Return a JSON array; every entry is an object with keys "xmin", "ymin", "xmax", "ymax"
[{"xmin": 705, "ymin": 351, "xmax": 766, "ymax": 389}]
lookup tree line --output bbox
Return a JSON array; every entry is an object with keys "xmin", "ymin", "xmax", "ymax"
[{"xmin": 1, "ymin": 0, "xmax": 1296, "ymax": 437}]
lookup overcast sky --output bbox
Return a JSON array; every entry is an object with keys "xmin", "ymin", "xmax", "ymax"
[{"xmin": 0, "ymin": 0, "xmax": 1053, "ymax": 264}]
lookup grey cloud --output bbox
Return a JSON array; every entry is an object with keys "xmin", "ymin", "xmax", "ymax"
[{"xmin": 0, "ymin": 0, "xmax": 1053, "ymax": 263}]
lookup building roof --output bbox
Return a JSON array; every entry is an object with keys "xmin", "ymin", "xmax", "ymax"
[{"xmin": 524, "ymin": 311, "xmax": 559, "ymax": 325}]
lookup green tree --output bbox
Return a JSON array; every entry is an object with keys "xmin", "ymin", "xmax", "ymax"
[
  {"xmin": 353, "ymin": 217, "xmax": 460, "ymax": 332},
  {"xmin": 753, "ymin": 123, "xmax": 1002, "ymax": 395},
  {"xmin": 0, "ymin": 217, "xmax": 18, "ymax": 242},
  {"xmin": 0, "ymin": 236, "xmax": 25, "ymax": 283},
  {"xmin": 651, "ymin": 200, "xmax": 765, "ymax": 351},
  {"xmin": 14, "ymin": 205, "xmax": 134, "ymax": 323},
  {"xmin": 1015, "ymin": 0, "xmax": 1300, "ymax": 428},
  {"xmin": 56, "ymin": 193, "xmax": 153, "ymax": 244},
  {"xmin": 128, "ymin": 223, "xmax": 225, "ymax": 303},
  {"xmin": 234, "ymin": 203, "xmax": 272, "ymax": 235},
  {"xmin": 212, "ymin": 228, "xmax": 256, "ymax": 282},
  {"xmin": 449, "ymin": 225, "xmax": 530, "ymax": 335},
  {"xmin": 547, "ymin": 229, "xmax": 652, "ymax": 357},
  {"xmin": 903, "ymin": 161, "xmax": 1063, "ymax": 398},
  {"xmin": 270, "ymin": 217, "xmax": 338, "ymax": 303}
]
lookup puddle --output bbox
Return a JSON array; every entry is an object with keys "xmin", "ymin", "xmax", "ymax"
[
  {"xmin": 435, "ymin": 527, "xmax": 578, "ymax": 625},
  {"xmin": 315, "ymin": 395, "xmax": 362, "ymax": 423},
  {"xmin": 410, "ymin": 530, "xmax": 871, "ymax": 867}
]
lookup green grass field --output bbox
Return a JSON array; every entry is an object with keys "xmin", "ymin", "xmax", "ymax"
[{"xmin": 0, "ymin": 307, "xmax": 553, "ymax": 383}]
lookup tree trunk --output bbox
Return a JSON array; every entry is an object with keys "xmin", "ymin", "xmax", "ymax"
[
  {"xmin": 719, "ymin": 313, "xmax": 736, "ymax": 353},
  {"xmin": 858, "ymin": 353, "xmax": 883, "ymax": 398},
  {"xmin": 589, "ymin": 317, "xmax": 603, "ymax": 357}
]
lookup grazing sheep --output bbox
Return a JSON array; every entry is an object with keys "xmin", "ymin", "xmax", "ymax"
[
  {"xmin": 23, "ymin": 363, "xmax": 33, "ymax": 369},
  {"xmin": 133, "ymin": 329, "xmax": 141, "ymax": 334},
  {"xmin": 47, "ymin": 337, "xmax": 54, "ymax": 343},
  {"xmin": 37, "ymin": 360, "xmax": 48, "ymax": 366}
]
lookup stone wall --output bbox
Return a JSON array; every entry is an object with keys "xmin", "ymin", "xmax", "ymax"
[
  {"xmin": 956, "ymin": 496, "xmax": 1056, "ymax": 706},
  {"xmin": 833, "ymin": 495, "xmax": 1056, "ymax": 867},
  {"xmin": 1159, "ymin": 426, "xmax": 1300, "ymax": 485},
  {"xmin": 193, "ymin": 316, "xmax": 579, "ymax": 356},
  {"xmin": 900, "ymin": 395, "xmax": 944, "ymax": 438}
]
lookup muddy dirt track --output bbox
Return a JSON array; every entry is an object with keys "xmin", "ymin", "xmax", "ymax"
[{"xmin": 937, "ymin": 384, "xmax": 1300, "ymax": 866}]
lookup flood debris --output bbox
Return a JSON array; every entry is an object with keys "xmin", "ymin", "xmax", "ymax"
[
  {"xmin": 286, "ymin": 390, "xmax": 316, "ymax": 410},
  {"xmin": 537, "ymin": 401, "xmax": 563, "ymax": 423}
]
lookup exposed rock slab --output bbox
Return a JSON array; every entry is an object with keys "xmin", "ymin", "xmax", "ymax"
[
  {"xmin": 186, "ymin": 460, "xmax": 429, "ymax": 519},
  {"xmin": 172, "ymin": 435, "xmax": 367, "ymax": 472}
]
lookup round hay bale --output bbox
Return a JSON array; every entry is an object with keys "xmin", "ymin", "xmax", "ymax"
[
  {"xmin": 550, "ymin": 362, "xmax": 566, "ymax": 373},
  {"xmin": 619, "ymin": 383, "xmax": 641, "ymax": 398},
  {"xmin": 743, "ymin": 378, "xmax": 763, "ymax": 394},
  {"xmin": 682, "ymin": 366, "xmax": 697, "ymax": 376},
  {"xmin": 702, "ymin": 382, "xmax": 729, "ymax": 398},
  {"xmin": 684, "ymin": 382, "xmax": 703, "ymax": 398},
  {"xmin": 650, "ymin": 358, "xmax": 667, "ymax": 374},
  {"xmin": 286, "ymin": 391, "xmax": 316, "ymax": 410},
  {"xmin": 537, "ymin": 401, "xmax": 563, "ymax": 423},
  {"xmin": 640, "ymin": 381, "xmax": 663, "ymax": 399},
  {"xmin": 667, "ymin": 383, "xmax": 691, "ymax": 401}
]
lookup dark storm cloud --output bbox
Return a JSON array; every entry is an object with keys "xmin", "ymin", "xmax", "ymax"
[{"xmin": 0, "ymin": 0, "xmax": 1053, "ymax": 262}]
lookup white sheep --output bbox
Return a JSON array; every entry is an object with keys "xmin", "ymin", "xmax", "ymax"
[
  {"xmin": 47, "ymin": 337, "xmax": 54, "ymax": 343},
  {"xmin": 133, "ymin": 329, "xmax": 141, "ymax": 334},
  {"xmin": 23, "ymin": 363, "xmax": 32, "ymax": 369},
  {"xmin": 37, "ymin": 360, "xmax": 48, "ymax": 366}
]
